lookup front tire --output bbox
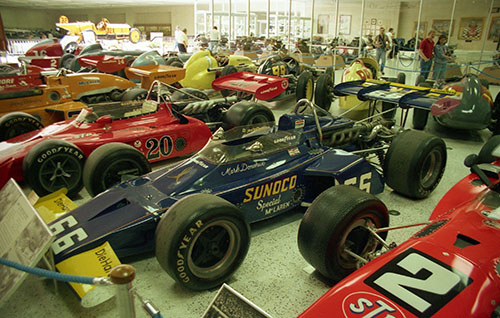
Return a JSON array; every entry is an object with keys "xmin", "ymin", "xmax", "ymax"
[
  {"xmin": 155, "ymin": 194, "xmax": 250, "ymax": 290},
  {"xmin": 314, "ymin": 74, "xmax": 334, "ymax": 111},
  {"xmin": 384, "ymin": 130, "xmax": 446, "ymax": 199},
  {"xmin": 83, "ymin": 143, "xmax": 151, "ymax": 197},
  {"xmin": 22, "ymin": 140, "xmax": 86, "ymax": 197},
  {"xmin": 0, "ymin": 112, "xmax": 43, "ymax": 141},
  {"xmin": 298, "ymin": 185, "xmax": 388, "ymax": 281}
]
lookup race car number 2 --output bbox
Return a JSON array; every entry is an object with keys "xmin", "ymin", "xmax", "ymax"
[
  {"xmin": 146, "ymin": 135, "xmax": 173, "ymax": 160},
  {"xmin": 365, "ymin": 248, "xmax": 472, "ymax": 317},
  {"xmin": 49, "ymin": 215, "xmax": 89, "ymax": 255}
]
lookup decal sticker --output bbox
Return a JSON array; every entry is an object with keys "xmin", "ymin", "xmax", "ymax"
[
  {"xmin": 288, "ymin": 147, "xmax": 300, "ymax": 157},
  {"xmin": 78, "ymin": 79, "xmax": 100, "ymax": 86},
  {"xmin": 146, "ymin": 135, "xmax": 173, "ymax": 160},
  {"xmin": 336, "ymin": 171, "xmax": 372, "ymax": 192},
  {"xmin": 255, "ymin": 194, "xmax": 291, "ymax": 216},
  {"xmin": 295, "ymin": 119, "xmax": 305, "ymax": 129},
  {"xmin": 192, "ymin": 158, "xmax": 209, "ymax": 169},
  {"xmin": 243, "ymin": 175, "xmax": 297, "ymax": 203},
  {"xmin": 365, "ymin": 248, "xmax": 472, "ymax": 317},
  {"xmin": 271, "ymin": 64, "xmax": 286, "ymax": 76},
  {"xmin": 220, "ymin": 162, "xmax": 265, "ymax": 177},
  {"xmin": 50, "ymin": 215, "xmax": 89, "ymax": 255},
  {"xmin": 134, "ymin": 140, "xmax": 141, "ymax": 148},
  {"xmin": 273, "ymin": 135, "xmax": 297, "ymax": 144},
  {"xmin": 281, "ymin": 80, "xmax": 289, "ymax": 89},
  {"xmin": 168, "ymin": 167, "xmax": 194, "ymax": 183},
  {"xmin": 342, "ymin": 291, "xmax": 406, "ymax": 318}
]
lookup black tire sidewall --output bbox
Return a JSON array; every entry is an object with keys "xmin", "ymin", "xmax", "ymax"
[
  {"xmin": 83, "ymin": 143, "xmax": 151, "ymax": 197},
  {"xmin": 22, "ymin": 140, "xmax": 85, "ymax": 197},
  {"xmin": 155, "ymin": 194, "xmax": 250, "ymax": 290},
  {"xmin": 0, "ymin": 112, "xmax": 43, "ymax": 141},
  {"xmin": 224, "ymin": 101, "xmax": 274, "ymax": 128},
  {"xmin": 121, "ymin": 88, "xmax": 148, "ymax": 101},
  {"xmin": 314, "ymin": 74, "xmax": 333, "ymax": 111},
  {"xmin": 296, "ymin": 71, "xmax": 314, "ymax": 101}
]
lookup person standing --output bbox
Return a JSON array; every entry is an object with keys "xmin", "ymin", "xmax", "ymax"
[
  {"xmin": 175, "ymin": 26, "xmax": 188, "ymax": 53},
  {"xmin": 386, "ymin": 27, "xmax": 394, "ymax": 59},
  {"xmin": 419, "ymin": 30, "xmax": 435, "ymax": 80},
  {"xmin": 432, "ymin": 34, "xmax": 452, "ymax": 80},
  {"xmin": 208, "ymin": 26, "xmax": 220, "ymax": 51},
  {"xmin": 374, "ymin": 27, "xmax": 390, "ymax": 75}
]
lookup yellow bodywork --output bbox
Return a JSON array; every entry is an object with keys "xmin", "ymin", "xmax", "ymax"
[
  {"xmin": 56, "ymin": 16, "xmax": 136, "ymax": 43},
  {"xmin": 339, "ymin": 57, "xmax": 379, "ymax": 113},
  {"xmin": 179, "ymin": 50, "xmax": 257, "ymax": 90}
]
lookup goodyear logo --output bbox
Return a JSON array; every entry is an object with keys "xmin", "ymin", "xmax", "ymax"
[
  {"xmin": 243, "ymin": 175, "xmax": 297, "ymax": 203},
  {"xmin": 78, "ymin": 80, "xmax": 100, "ymax": 85}
]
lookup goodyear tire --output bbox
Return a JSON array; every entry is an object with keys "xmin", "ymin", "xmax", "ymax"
[
  {"xmin": 224, "ymin": 101, "xmax": 274, "ymax": 128},
  {"xmin": 0, "ymin": 112, "xmax": 43, "ymax": 141},
  {"xmin": 296, "ymin": 71, "xmax": 314, "ymax": 101},
  {"xmin": 314, "ymin": 74, "xmax": 333, "ymax": 111},
  {"xmin": 220, "ymin": 65, "xmax": 238, "ymax": 97},
  {"xmin": 384, "ymin": 130, "xmax": 446, "ymax": 199},
  {"xmin": 121, "ymin": 87, "xmax": 148, "ymax": 101},
  {"xmin": 298, "ymin": 185, "xmax": 389, "ymax": 282},
  {"xmin": 83, "ymin": 143, "xmax": 151, "ymax": 197},
  {"xmin": 23, "ymin": 140, "xmax": 86, "ymax": 197},
  {"xmin": 58, "ymin": 53, "xmax": 75, "ymax": 69},
  {"xmin": 155, "ymin": 193, "xmax": 250, "ymax": 290},
  {"xmin": 170, "ymin": 60, "xmax": 184, "ymax": 68},
  {"xmin": 325, "ymin": 66, "xmax": 335, "ymax": 83}
]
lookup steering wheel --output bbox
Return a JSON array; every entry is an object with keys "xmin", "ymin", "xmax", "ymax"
[
  {"xmin": 293, "ymin": 99, "xmax": 335, "ymax": 145},
  {"xmin": 284, "ymin": 57, "xmax": 299, "ymax": 75}
]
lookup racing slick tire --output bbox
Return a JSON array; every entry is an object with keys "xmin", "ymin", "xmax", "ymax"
[
  {"xmin": 121, "ymin": 87, "xmax": 148, "ymax": 101},
  {"xmin": 58, "ymin": 53, "xmax": 75, "ymax": 69},
  {"xmin": 296, "ymin": 71, "xmax": 314, "ymax": 101},
  {"xmin": 412, "ymin": 82, "xmax": 431, "ymax": 129},
  {"xmin": 314, "ymin": 74, "xmax": 334, "ymax": 112},
  {"xmin": 169, "ymin": 60, "xmax": 184, "ymax": 68},
  {"xmin": 224, "ymin": 101, "xmax": 275, "ymax": 128},
  {"xmin": 325, "ymin": 66, "xmax": 335, "ymax": 83},
  {"xmin": 23, "ymin": 139, "xmax": 86, "ymax": 197},
  {"xmin": 155, "ymin": 193, "xmax": 250, "ymax": 290},
  {"xmin": 83, "ymin": 142, "xmax": 151, "ymax": 197},
  {"xmin": 384, "ymin": 130, "xmax": 446, "ymax": 199},
  {"xmin": 220, "ymin": 65, "xmax": 239, "ymax": 97},
  {"xmin": 0, "ymin": 112, "xmax": 44, "ymax": 141},
  {"xmin": 298, "ymin": 185, "xmax": 389, "ymax": 282}
]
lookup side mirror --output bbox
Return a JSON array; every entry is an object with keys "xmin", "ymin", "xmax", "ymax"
[{"xmin": 96, "ymin": 115, "xmax": 112, "ymax": 125}]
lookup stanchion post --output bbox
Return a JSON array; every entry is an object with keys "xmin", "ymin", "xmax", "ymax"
[{"xmin": 110, "ymin": 265, "xmax": 136, "ymax": 318}]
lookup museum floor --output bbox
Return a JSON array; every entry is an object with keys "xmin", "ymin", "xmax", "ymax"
[{"xmin": 1, "ymin": 59, "xmax": 496, "ymax": 317}]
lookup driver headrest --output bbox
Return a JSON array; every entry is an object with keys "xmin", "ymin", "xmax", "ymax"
[{"xmin": 278, "ymin": 114, "xmax": 303, "ymax": 131}]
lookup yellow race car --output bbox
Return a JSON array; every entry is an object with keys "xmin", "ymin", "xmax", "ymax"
[{"xmin": 56, "ymin": 15, "xmax": 141, "ymax": 44}]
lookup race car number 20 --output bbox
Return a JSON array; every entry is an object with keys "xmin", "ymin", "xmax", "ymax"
[
  {"xmin": 50, "ymin": 215, "xmax": 88, "ymax": 255},
  {"xmin": 365, "ymin": 248, "xmax": 472, "ymax": 317},
  {"xmin": 146, "ymin": 136, "xmax": 173, "ymax": 160}
]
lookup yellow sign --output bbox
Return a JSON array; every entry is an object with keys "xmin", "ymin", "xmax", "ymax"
[
  {"xmin": 56, "ymin": 241, "xmax": 121, "ymax": 302},
  {"xmin": 34, "ymin": 188, "xmax": 77, "ymax": 223}
]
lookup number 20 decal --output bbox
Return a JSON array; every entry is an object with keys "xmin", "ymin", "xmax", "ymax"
[
  {"xmin": 49, "ymin": 215, "xmax": 89, "ymax": 255},
  {"xmin": 365, "ymin": 248, "xmax": 472, "ymax": 317},
  {"xmin": 146, "ymin": 136, "xmax": 173, "ymax": 160}
]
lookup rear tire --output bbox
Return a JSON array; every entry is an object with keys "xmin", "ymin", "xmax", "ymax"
[
  {"xmin": 314, "ymin": 74, "xmax": 333, "ymax": 111},
  {"xmin": 298, "ymin": 185, "xmax": 388, "ymax": 281},
  {"xmin": 384, "ymin": 130, "xmax": 446, "ymax": 199},
  {"xmin": 83, "ymin": 143, "xmax": 151, "ymax": 197},
  {"xmin": 58, "ymin": 53, "xmax": 75, "ymax": 69},
  {"xmin": 224, "ymin": 101, "xmax": 274, "ymax": 128},
  {"xmin": 121, "ymin": 88, "xmax": 148, "ymax": 101},
  {"xmin": 155, "ymin": 194, "xmax": 250, "ymax": 290}
]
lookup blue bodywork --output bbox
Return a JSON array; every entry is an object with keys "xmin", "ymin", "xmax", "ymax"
[{"xmin": 49, "ymin": 112, "xmax": 385, "ymax": 263}]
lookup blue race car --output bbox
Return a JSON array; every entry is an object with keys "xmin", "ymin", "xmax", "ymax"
[{"xmin": 48, "ymin": 100, "xmax": 447, "ymax": 291}]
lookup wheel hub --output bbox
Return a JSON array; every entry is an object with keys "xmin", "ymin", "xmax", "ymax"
[{"xmin": 49, "ymin": 161, "xmax": 72, "ymax": 181}]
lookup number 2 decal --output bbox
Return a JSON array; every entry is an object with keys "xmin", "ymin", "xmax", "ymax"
[
  {"xmin": 146, "ymin": 136, "xmax": 173, "ymax": 160},
  {"xmin": 365, "ymin": 248, "xmax": 472, "ymax": 317}
]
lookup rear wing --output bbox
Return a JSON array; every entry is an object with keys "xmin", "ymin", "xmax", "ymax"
[
  {"xmin": 211, "ymin": 71, "xmax": 289, "ymax": 100},
  {"xmin": 334, "ymin": 79, "xmax": 462, "ymax": 111}
]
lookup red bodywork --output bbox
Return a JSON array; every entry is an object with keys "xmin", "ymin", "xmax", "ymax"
[
  {"xmin": 24, "ymin": 40, "xmax": 83, "ymax": 68},
  {"xmin": 0, "ymin": 101, "xmax": 212, "ymax": 189},
  {"xmin": 300, "ymin": 164, "xmax": 500, "ymax": 317},
  {"xmin": 212, "ymin": 71, "xmax": 289, "ymax": 100},
  {"xmin": 78, "ymin": 55, "xmax": 129, "ymax": 73},
  {"xmin": 0, "ymin": 65, "xmax": 56, "ymax": 93}
]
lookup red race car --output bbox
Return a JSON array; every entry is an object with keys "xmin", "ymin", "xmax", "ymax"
[
  {"xmin": 0, "ymin": 93, "xmax": 212, "ymax": 198},
  {"xmin": 298, "ymin": 136, "xmax": 500, "ymax": 317}
]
